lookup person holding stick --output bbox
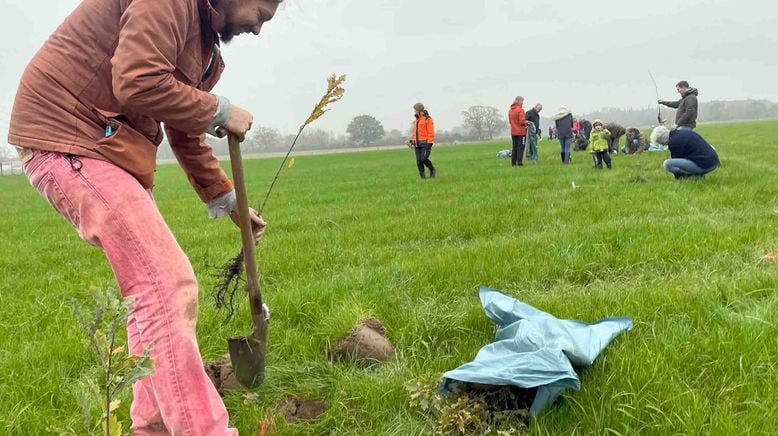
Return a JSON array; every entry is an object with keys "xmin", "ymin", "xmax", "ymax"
[
  {"xmin": 409, "ymin": 102, "xmax": 436, "ymax": 178},
  {"xmin": 659, "ymin": 80, "xmax": 699, "ymax": 130}
]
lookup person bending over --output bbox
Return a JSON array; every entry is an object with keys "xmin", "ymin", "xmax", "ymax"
[{"xmin": 651, "ymin": 126, "xmax": 719, "ymax": 179}]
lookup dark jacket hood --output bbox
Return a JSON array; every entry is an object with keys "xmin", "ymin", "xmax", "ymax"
[{"xmin": 684, "ymin": 87, "xmax": 699, "ymax": 97}]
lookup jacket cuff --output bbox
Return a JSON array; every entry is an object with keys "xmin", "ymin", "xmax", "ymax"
[
  {"xmin": 206, "ymin": 189, "xmax": 237, "ymax": 219},
  {"xmin": 206, "ymin": 95, "xmax": 231, "ymax": 136},
  {"xmin": 193, "ymin": 176, "xmax": 234, "ymax": 203}
]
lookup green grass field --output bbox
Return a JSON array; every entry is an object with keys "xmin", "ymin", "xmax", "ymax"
[{"xmin": 1, "ymin": 120, "xmax": 777, "ymax": 435}]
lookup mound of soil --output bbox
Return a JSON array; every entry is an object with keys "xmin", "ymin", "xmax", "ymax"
[
  {"xmin": 762, "ymin": 251, "xmax": 778, "ymax": 263},
  {"xmin": 331, "ymin": 317, "xmax": 394, "ymax": 364},
  {"xmin": 279, "ymin": 395, "xmax": 327, "ymax": 423},
  {"xmin": 204, "ymin": 354, "xmax": 242, "ymax": 394}
]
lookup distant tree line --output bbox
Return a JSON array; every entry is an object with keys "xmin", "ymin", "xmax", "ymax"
[
  {"xmin": 0, "ymin": 146, "xmax": 17, "ymax": 175},
  {"xmin": 550, "ymin": 99, "xmax": 778, "ymax": 131},
  {"xmin": 155, "ymin": 104, "xmax": 512, "ymax": 159},
  {"xmin": 5, "ymin": 100, "xmax": 776, "ymax": 163}
]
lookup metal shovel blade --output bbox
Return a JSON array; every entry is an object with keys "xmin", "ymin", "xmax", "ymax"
[
  {"xmin": 226, "ymin": 133, "xmax": 270, "ymax": 388},
  {"xmin": 228, "ymin": 315, "xmax": 269, "ymax": 388}
]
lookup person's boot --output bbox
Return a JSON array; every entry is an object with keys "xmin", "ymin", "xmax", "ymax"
[
  {"xmin": 430, "ymin": 168, "xmax": 436, "ymax": 178},
  {"xmin": 419, "ymin": 171, "xmax": 426, "ymax": 179},
  {"xmin": 561, "ymin": 152, "xmax": 565, "ymax": 164}
]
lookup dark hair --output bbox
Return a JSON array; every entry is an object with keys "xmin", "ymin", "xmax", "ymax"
[{"xmin": 676, "ymin": 80, "xmax": 690, "ymax": 88}]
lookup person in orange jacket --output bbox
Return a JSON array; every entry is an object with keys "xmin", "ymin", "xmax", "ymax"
[
  {"xmin": 508, "ymin": 96, "xmax": 529, "ymax": 166},
  {"xmin": 408, "ymin": 102, "xmax": 436, "ymax": 179}
]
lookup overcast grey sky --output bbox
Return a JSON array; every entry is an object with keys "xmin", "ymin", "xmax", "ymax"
[{"xmin": 1, "ymin": 0, "xmax": 777, "ymax": 141}]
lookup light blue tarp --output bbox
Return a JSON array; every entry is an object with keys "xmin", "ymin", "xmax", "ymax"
[{"xmin": 441, "ymin": 286, "xmax": 633, "ymax": 415}]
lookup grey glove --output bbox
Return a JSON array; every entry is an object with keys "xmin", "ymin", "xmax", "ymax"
[
  {"xmin": 206, "ymin": 189, "xmax": 237, "ymax": 219},
  {"xmin": 206, "ymin": 95, "xmax": 231, "ymax": 137}
]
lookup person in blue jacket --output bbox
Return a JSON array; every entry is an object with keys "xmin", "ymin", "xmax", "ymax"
[{"xmin": 651, "ymin": 126, "xmax": 720, "ymax": 179}]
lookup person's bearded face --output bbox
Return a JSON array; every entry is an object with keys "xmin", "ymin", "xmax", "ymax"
[{"xmin": 217, "ymin": 0, "xmax": 280, "ymax": 44}]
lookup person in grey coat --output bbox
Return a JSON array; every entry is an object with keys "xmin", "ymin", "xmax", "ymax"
[{"xmin": 659, "ymin": 80, "xmax": 699, "ymax": 129}]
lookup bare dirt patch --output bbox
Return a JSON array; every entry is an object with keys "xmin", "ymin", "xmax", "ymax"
[
  {"xmin": 762, "ymin": 251, "xmax": 778, "ymax": 264},
  {"xmin": 204, "ymin": 354, "xmax": 242, "ymax": 394},
  {"xmin": 278, "ymin": 395, "xmax": 327, "ymax": 423},
  {"xmin": 331, "ymin": 317, "xmax": 394, "ymax": 364}
]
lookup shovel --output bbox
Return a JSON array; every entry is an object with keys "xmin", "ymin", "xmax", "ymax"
[{"xmin": 226, "ymin": 132, "xmax": 269, "ymax": 388}]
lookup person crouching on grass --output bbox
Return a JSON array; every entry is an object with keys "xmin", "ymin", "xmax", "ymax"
[
  {"xmin": 651, "ymin": 126, "xmax": 720, "ymax": 179},
  {"xmin": 587, "ymin": 120, "xmax": 612, "ymax": 169},
  {"xmin": 409, "ymin": 103, "xmax": 436, "ymax": 179}
]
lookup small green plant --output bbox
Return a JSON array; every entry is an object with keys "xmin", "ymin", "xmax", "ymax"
[
  {"xmin": 211, "ymin": 74, "xmax": 346, "ymax": 320},
  {"xmin": 52, "ymin": 287, "xmax": 154, "ymax": 436},
  {"xmin": 406, "ymin": 377, "xmax": 530, "ymax": 436}
]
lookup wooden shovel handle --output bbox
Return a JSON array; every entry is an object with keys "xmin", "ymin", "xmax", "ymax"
[{"xmin": 227, "ymin": 134, "xmax": 264, "ymax": 320}]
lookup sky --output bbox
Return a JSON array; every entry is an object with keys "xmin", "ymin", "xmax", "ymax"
[{"xmin": 1, "ymin": 0, "xmax": 777, "ymax": 142}]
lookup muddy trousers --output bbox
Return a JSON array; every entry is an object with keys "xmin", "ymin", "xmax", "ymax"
[
  {"xmin": 511, "ymin": 135, "xmax": 526, "ymax": 166},
  {"xmin": 594, "ymin": 150, "xmax": 612, "ymax": 169},
  {"xmin": 415, "ymin": 145, "xmax": 435, "ymax": 178},
  {"xmin": 606, "ymin": 136, "xmax": 621, "ymax": 153},
  {"xmin": 23, "ymin": 150, "xmax": 236, "ymax": 436}
]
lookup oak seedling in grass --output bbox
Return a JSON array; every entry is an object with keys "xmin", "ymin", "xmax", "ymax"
[
  {"xmin": 52, "ymin": 288, "xmax": 154, "ymax": 436},
  {"xmin": 212, "ymin": 74, "xmax": 346, "ymax": 319}
]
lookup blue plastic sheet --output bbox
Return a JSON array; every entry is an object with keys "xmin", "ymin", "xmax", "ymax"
[{"xmin": 441, "ymin": 286, "xmax": 633, "ymax": 415}]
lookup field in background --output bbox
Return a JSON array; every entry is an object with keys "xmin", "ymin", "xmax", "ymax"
[{"xmin": 1, "ymin": 121, "xmax": 776, "ymax": 434}]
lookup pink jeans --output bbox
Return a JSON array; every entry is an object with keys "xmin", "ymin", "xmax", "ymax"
[{"xmin": 24, "ymin": 150, "xmax": 237, "ymax": 436}]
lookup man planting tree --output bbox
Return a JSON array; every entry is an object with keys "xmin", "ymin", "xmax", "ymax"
[
  {"xmin": 8, "ymin": 0, "xmax": 281, "ymax": 433},
  {"xmin": 659, "ymin": 80, "xmax": 699, "ymax": 130}
]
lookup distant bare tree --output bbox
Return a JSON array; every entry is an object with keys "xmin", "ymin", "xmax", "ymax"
[
  {"xmin": 435, "ymin": 129, "xmax": 467, "ymax": 144},
  {"xmin": 382, "ymin": 129, "xmax": 405, "ymax": 146},
  {"xmin": 332, "ymin": 134, "xmax": 350, "ymax": 148},
  {"xmin": 462, "ymin": 105, "xmax": 507, "ymax": 140},
  {"xmin": 244, "ymin": 126, "xmax": 283, "ymax": 152},
  {"xmin": 293, "ymin": 128, "xmax": 335, "ymax": 150},
  {"xmin": 0, "ymin": 146, "xmax": 15, "ymax": 176},
  {"xmin": 0, "ymin": 146, "xmax": 13, "ymax": 160}
]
